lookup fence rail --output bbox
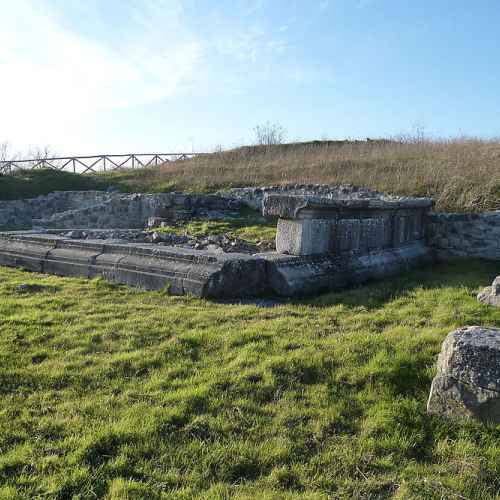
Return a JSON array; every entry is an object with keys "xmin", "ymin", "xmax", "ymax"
[{"xmin": 0, "ymin": 153, "xmax": 203, "ymax": 175}]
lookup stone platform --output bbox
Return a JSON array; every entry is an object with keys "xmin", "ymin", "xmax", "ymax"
[
  {"xmin": 0, "ymin": 227, "xmax": 433, "ymax": 298},
  {"xmin": 0, "ymin": 232, "xmax": 267, "ymax": 299},
  {"xmin": 261, "ymin": 243, "xmax": 431, "ymax": 296}
]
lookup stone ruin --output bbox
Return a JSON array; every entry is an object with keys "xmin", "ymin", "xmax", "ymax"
[
  {"xmin": 260, "ymin": 193, "xmax": 433, "ymax": 296},
  {"xmin": 0, "ymin": 191, "xmax": 241, "ymax": 231},
  {"xmin": 0, "ymin": 187, "xmax": 436, "ymax": 298}
]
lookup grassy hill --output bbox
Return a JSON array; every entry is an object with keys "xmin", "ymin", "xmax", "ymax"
[
  {"xmin": 100, "ymin": 138, "xmax": 500, "ymax": 213},
  {"xmin": 1, "ymin": 261, "xmax": 499, "ymax": 498},
  {"xmin": 0, "ymin": 169, "xmax": 109, "ymax": 201},
  {"xmin": 2, "ymin": 138, "xmax": 500, "ymax": 212}
]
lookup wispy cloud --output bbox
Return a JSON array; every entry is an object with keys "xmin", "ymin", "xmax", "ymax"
[
  {"xmin": 0, "ymin": 0, "xmax": 331, "ymax": 153},
  {"xmin": 0, "ymin": 0, "xmax": 202, "ymax": 113},
  {"xmin": 0, "ymin": 0, "xmax": 203, "ymax": 150},
  {"xmin": 211, "ymin": 22, "xmax": 287, "ymax": 64}
]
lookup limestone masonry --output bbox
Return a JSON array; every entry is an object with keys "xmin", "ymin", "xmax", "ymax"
[
  {"xmin": 218, "ymin": 184, "xmax": 389, "ymax": 210},
  {"xmin": 0, "ymin": 232, "xmax": 267, "ymax": 298},
  {"xmin": 0, "ymin": 191, "xmax": 241, "ymax": 231},
  {"xmin": 427, "ymin": 326, "xmax": 500, "ymax": 423},
  {"xmin": 0, "ymin": 185, "xmax": 499, "ymax": 298},
  {"xmin": 427, "ymin": 211, "xmax": 500, "ymax": 260},
  {"xmin": 478, "ymin": 275, "xmax": 500, "ymax": 307}
]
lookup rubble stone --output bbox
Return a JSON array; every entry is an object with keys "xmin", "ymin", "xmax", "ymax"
[
  {"xmin": 427, "ymin": 326, "xmax": 500, "ymax": 423},
  {"xmin": 478, "ymin": 276, "xmax": 500, "ymax": 307}
]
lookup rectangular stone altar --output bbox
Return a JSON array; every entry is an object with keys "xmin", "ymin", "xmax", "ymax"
[
  {"xmin": 260, "ymin": 194, "xmax": 434, "ymax": 295},
  {"xmin": 264, "ymin": 194, "xmax": 432, "ymax": 256}
]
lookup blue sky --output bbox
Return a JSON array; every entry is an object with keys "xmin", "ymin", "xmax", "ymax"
[{"xmin": 1, "ymin": 0, "xmax": 499, "ymax": 156}]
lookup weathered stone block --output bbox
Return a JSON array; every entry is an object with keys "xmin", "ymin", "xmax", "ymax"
[
  {"xmin": 263, "ymin": 194, "xmax": 433, "ymax": 219},
  {"xmin": 262, "ymin": 241, "xmax": 431, "ymax": 296},
  {"xmin": 0, "ymin": 232, "xmax": 268, "ymax": 299},
  {"xmin": 427, "ymin": 326, "xmax": 500, "ymax": 423},
  {"xmin": 267, "ymin": 193, "xmax": 432, "ymax": 264},
  {"xmin": 276, "ymin": 219, "xmax": 333, "ymax": 255},
  {"xmin": 478, "ymin": 276, "xmax": 500, "ymax": 307}
]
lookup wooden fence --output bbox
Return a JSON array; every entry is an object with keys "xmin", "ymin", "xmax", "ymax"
[{"xmin": 0, "ymin": 153, "xmax": 202, "ymax": 175}]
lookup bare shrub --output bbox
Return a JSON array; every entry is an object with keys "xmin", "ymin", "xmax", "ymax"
[
  {"xmin": 253, "ymin": 122, "xmax": 287, "ymax": 146},
  {"xmin": 0, "ymin": 144, "xmax": 57, "ymax": 173},
  {"xmin": 0, "ymin": 142, "xmax": 9, "ymax": 162},
  {"xmin": 0, "ymin": 141, "xmax": 14, "ymax": 174}
]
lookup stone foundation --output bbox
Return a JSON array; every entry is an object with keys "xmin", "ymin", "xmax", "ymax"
[
  {"xmin": 0, "ymin": 232, "xmax": 267, "ymax": 298},
  {"xmin": 0, "ymin": 191, "xmax": 241, "ymax": 231},
  {"xmin": 0, "ymin": 230, "xmax": 433, "ymax": 298},
  {"xmin": 426, "ymin": 211, "xmax": 500, "ymax": 260},
  {"xmin": 261, "ymin": 243, "xmax": 431, "ymax": 296},
  {"xmin": 0, "ymin": 189, "xmax": 435, "ymax": 298}
]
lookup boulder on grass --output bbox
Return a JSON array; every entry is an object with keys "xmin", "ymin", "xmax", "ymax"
[
  {"xmin": 478, "ymin": 276, "xmax": 500, "ymax": 307},
  {"xmin": 427, "ymin": 326, "xmax": 500, "ymax": 423}
]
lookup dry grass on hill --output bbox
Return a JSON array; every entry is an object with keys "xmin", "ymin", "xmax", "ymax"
[{"xmin": 104, "ymin": 138, "xmax": 500, "ymax": 212}]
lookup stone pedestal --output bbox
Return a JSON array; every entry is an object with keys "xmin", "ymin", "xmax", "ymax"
[
  {"xmin": 264, "ymin": 194, "xmax": 433, "ymax": 257},
  {"xmin": 276, "ymin": 219, "xmax": 333, "ymax": 255}
]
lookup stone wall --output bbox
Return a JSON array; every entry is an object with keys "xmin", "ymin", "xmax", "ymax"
[
  {"xmin": 427, "ymin": 212, "xmax": 500, "ymax": 260},
  {"xmin": 219, "ymin": 184, "xmax": 385, "ymax": 211},
  {"xmin": 0, "ymin": 191, "xmax": 112, "ymax": 230},
  {"xmin": 0, "ymin": 191, "xmax": 240, "ymax": 230}
]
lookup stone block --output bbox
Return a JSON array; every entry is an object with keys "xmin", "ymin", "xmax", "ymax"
[
  {"xmin": 263, "ymin": 194, "xmax": 433, "ymax": 219},
  {"xmin": 427, "ymin": 326, "xmax": 500, "ymax": 423},
  {"xmin": 276, "ymin": 219, "xmax": 333, "ymax": 255},
  {"xmin": 262, "ymin": 241, "xmax": 431, "ymax": 297}
]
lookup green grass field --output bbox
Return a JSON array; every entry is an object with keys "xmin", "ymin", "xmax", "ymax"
[{"xmin": 1, "ymin": 260, "xmax": 499, "ymax": 499}]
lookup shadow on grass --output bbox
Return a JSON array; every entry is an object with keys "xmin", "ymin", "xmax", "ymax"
[
  {"xmin": 302, "ymin": 259, "xmax": 498, "ymax": 310},
  {"xmin": 221, "ymin": 259, "xmax": 498, "ymax": 311}
]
